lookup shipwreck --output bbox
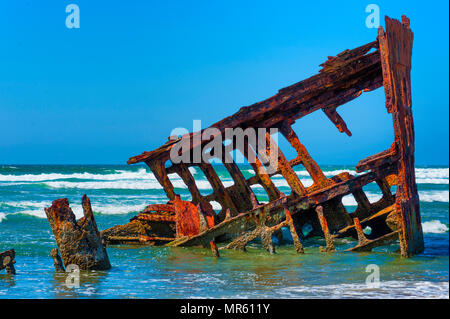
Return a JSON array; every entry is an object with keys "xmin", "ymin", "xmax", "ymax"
[{"xmin": 46, "ymin": 15, "xmax": 424, "ymax": 269}]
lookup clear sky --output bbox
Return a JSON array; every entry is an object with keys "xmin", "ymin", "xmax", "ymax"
[{"xmin": 0, "ymin": 1, "xmax": 448, "ymax": 165}]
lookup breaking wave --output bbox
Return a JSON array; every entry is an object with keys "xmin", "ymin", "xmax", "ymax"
[
  {"xmin": 0, "ymin": 168, "xmax": 154, "ymax": 182},
  {"xmin": 422, "ymin": 220, "xmax": 449, "ymax": 234},
  {"xmin": 1, "ymin": 167, "xmax": 447, "ymax": 184},
  {"xmin": 274, "ymin": 280, "xmax": 449, "ymax": 299},
  {"xmin": 419, "ymin": 191, "xmax": 449, "ymax": 203},
  {"xmin": 0, "ymin": 196, "xmax": 169, "ymax": 220}
]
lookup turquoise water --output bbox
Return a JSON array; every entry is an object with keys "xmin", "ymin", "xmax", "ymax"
[{"xmin": 0, "ymin": 164, "xmax": 448, "ymax": 298}]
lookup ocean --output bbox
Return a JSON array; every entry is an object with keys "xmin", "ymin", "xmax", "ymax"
[{"xmin": 0, "ymin": 164, "xmax": 448, "ymax": 298}]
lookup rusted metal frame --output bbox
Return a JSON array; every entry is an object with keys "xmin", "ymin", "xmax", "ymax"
[
  {"xmin": 136, "ymin": 214, "xmax": 176, "ymax": 223},
  {"xmin": 347, "ymin": 230, "xmax": 400, "ymax": 252},
  {"xmin": 139, "ymin": 235, "xmax": 176, "ymax": 242},
  {"xmin": 134, "ymin": 203, "xmax": 176, "ymax": 222},
  {"xmin": 351, "ymin": 189, "xmax": 373, "ymax": 220},
  {"xmin": 284, "ymin": 207, "xmax": 304, "ymax": 253},
  {"xmin": 378, "ymin": 16, "xmax": 424, "ymax": 257},
  {"xmin": 198, "ymin": 203, "xmax": 221, "ymax": 257},
  {"xmin": 316, "ymin": 206, "xmax": 336, "ymax": 252},
  {"xmin": 169, "ymin": 167, "xmax": 394, "ymax": 247},
  {"xmin": 246, "ymin": 157, "xmax": 303, "ymax": 185},
  {"xmin": 174, "ymin": 162, "xmax": 204, "ymax": 204},
  {"xmin": 322, "ymin": 107, "xmax": 352, "ymax": 136},
  {"xmin": 334, "ymin": 203, "xmax": 397, "ymax": 238},
  {"xmin": 198, "ymin": 162, "xmax": 240, "ymax": 217},
  {"xmin": 356, "ymin": 143, "xmax": 398, "ymax": 173},
  {"xmin": 257, "ymin": 76, "xmax": 382, "ymax": 131},
  {"xmin": 173, "ymin": 195, "xmax": 201, "ymax": 238},
  {"xmin": 320, "ymin": 197, "xmax": 353, "ymax": 233},
  {"xmin": 291, "ymin": 164, "xmax": 396, "ymax": 212},
  {"xmin": 146, "ymin": 158, "xmax": 176, "ymax": 201},
  {"xmin": 213, "ymin": 50, "xmax": 382, "ymax": 133},
  {"xmin": 222, "ymin": 206, "xmax": 289, "ymax": 254},
  {"xmin": 261, "ymin": 131, "xmax": 306, "ymax": 197},
  {"xmin": 127, "ymin": 138, "xmax": 180, "ymax": 164},
  {"xmin": 277, "ymin": 121, "xmax": 329, "ymax": 188},
  {"xmin": 319, "ymin": 40, "xmax": 378, "ymax": 72},
  {"xmin": 240, "ymin": 135, "xmax": 281, "ymax": 201},
  {"xmin": 353, "ymin": 217, "xmax": 370, "ymax": 246},
  {"xmin": 107, "ymin": 235, "xmax": 176, "ymax": 243},
  {"xmin": 253, "ymin": 57, "xmax": 383, "ymax": 129},
  {"xmin": 221, "ymin": 206, "xmax": 278, "ymax": 253},
  {"xmin": 219, "ymin": 144, "xmax": 259, "ymax": 210},
  {"xmin": 344, "ymin": 176, "xmax": 396, "ymax": 232},
  {"xmin": 376, "ymin": 177, "xmax": 395, "ymax": 202},
  {"xmin": 128, "ymin": 44, "xmax": 383, "ymax": 167},
  {"xmin": 347, "ymin": 217, "xmax": 400, "ymax": 252},
  {"xmin": 142, "ymin": 203, "xmax": 175, "ymax": 213}
]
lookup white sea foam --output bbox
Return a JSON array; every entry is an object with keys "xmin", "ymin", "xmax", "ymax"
[
  {"xmin": 0, "ymin": 213, "xmax": 6, "ymax": 223},
  {"xmin": 1, "ymin": 167, "xmax": 448, "ymax": 186},
  {"xmin": 419, "ymin": 190, "xmax": 449, "ymax": 203},
  {"xmin": 274, "ymin": 280, "xmax": 449, "ymax": 299},
  {"xmin": 294, "ymin": 169, "xmax": 359, "ymax": 177},
  {"xmin": 340, "ymin": 191, "xmax": 448, "ymax": 205},
  {"xmin": 415, "ymin": 168, "xmax": 449, "ymax": 179},
  {"xmin": 44, "ymin": 180, "xmax": 165, "ymax": 190},
  {"xmin": 422, "ymin": 220, "xmax": 449, "ymax": 234},
  {"xmin": 1, "ymin": 167, "xmax": 448, "ymax": 197},
  {"xmin": 415, "ymin": 178, "xmax": 449, "ymax": 184},
  {"xmin": 0, "ymin": 168, "xmax": 154, "ymax": 182},
  {"xmin": 41, "ymin": 178, "xmax": 235, "ymax": 190},
  {"xmin": 210, "ymin": 201, "xmax": 223, "ymax": 210},
  {"xmin": 1, "ymin": 198, "xmax": 169, "ymax": 219},
  {"xmin": 269, "ymin": 175, "xmax": 315, "ymax": 188},
  {"xmin": 341, "ymin": 193, "xmax": 383, "ymax": 206},
  {"xmin": 292, "ymin": 167, "xmax": 449, "ymax": 184}
]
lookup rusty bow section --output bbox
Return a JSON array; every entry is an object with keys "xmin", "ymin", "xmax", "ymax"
[
  {"xmin": 100, "ymin": 15, "xmax": 423, "ymax": 258},
  {"xmin": 45, "ymin": 195, "xmax": 111, "ymax": 270}
]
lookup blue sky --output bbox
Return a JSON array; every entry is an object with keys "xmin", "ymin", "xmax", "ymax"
[{"xmin": 0, "ymin": 1, "xmax": 448, "ymax": 165}]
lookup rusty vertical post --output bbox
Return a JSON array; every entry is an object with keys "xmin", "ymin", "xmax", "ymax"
[
  {"xmin": 353, "ymin": 217, "xmax": 370, "ymax": 247},
  {"xmin": 378, "ymin": 16, "xmax": 424, "ymax": 257},
  {"xmin": 147, "ymin": 159, "xmax": 176, "ymax": 201},
  {"xmin": 316, "ymin": 206, "xmax": 336, "ymax": 252},
  {"xmin": 45, "ymin": 196, "xmax": 111, "ymax": 270},
  {"xmin": 285, "ymin": 208, "xmax": 304, "ymax": 253}
]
